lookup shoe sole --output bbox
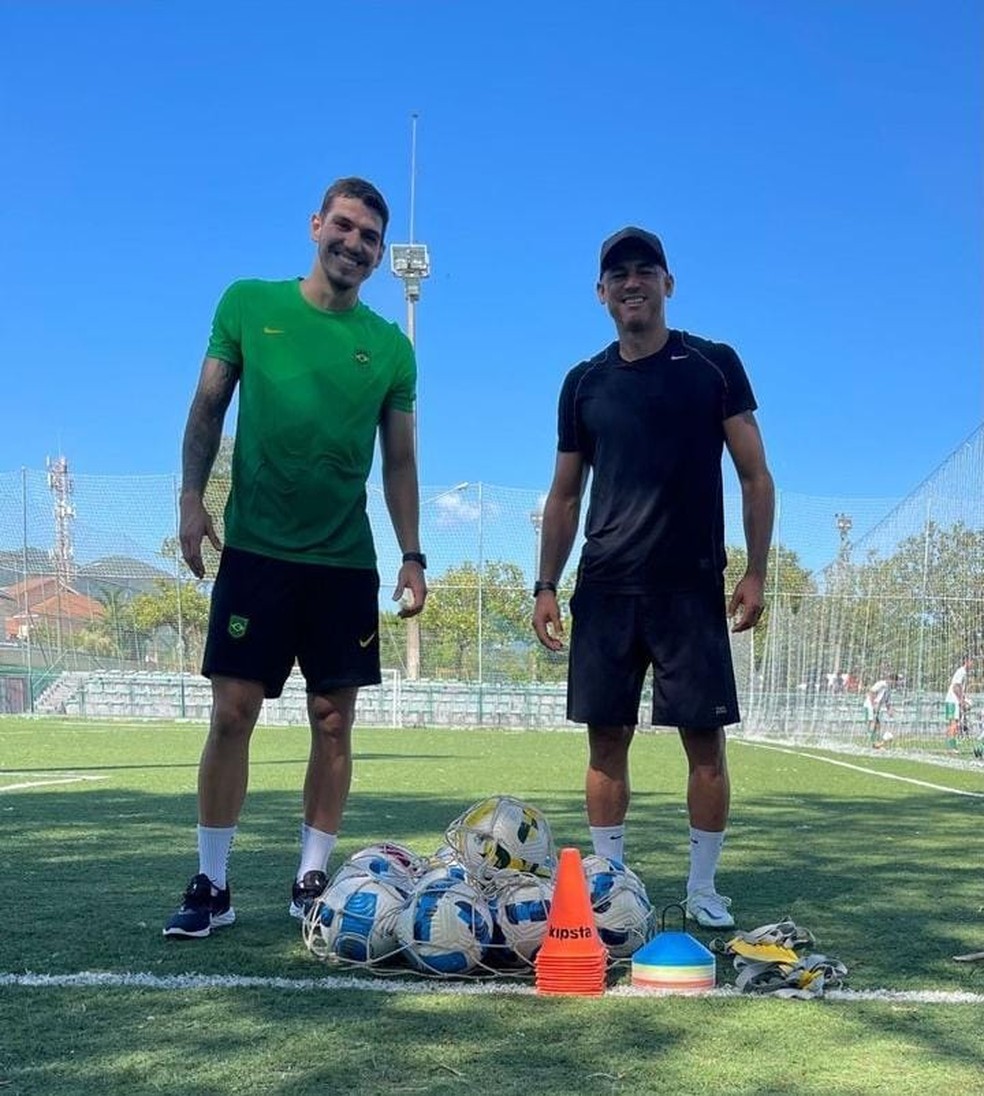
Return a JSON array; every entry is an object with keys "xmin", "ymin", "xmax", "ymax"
[{"xmin": 163, "ymin": 908, "xmax": 236, "ymax": 939}]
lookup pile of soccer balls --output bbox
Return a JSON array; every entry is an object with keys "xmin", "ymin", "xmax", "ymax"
[{"xmin": 301, "ymin": 794, "xmax": 656, "ymax": 978}]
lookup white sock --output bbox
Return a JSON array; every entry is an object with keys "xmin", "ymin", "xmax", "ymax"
[
  {"xmin": 687, "ymin": 827, "xmax": 725, "ymax": 895},
  {"xmin": 197, "ymin": 824, "xmax": 236, "ymax": 890},
  {"xmin": 297, "ymin": 823, "xmax": 337, "ymax": 881},
  {"xmin": 590, "ymin": 824, "xmax": 625, "ymax": 864}
]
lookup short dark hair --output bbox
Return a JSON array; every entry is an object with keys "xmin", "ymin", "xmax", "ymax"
[{"xmin": 319, "ymin": 177, "xmax": 390, "ymax": 236}]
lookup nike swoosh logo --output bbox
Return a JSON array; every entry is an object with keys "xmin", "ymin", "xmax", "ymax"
[
  {"xmin": 670, "ymin": 354, "xmax": 688, "ymax": 360},
  {"xmin": 263, "ymin": 326, "xmax": 285, "ymax": 335},
  {"xmin": 358, "ymin": 632, "xmax": 377, "ymax": 648}
]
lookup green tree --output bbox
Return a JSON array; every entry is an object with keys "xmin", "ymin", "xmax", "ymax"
[
  {"xmin": 724, "ymin": 543, "xmax": 816, "ymax": 668},
  {"xmin": 131, "ymin": 580, "xmax": 212, "ymax": 668},
  {"xmin": 850, "ymin": 521, "xmax": 984, "ymax": 689},
  {"xmin": 91, "ymin": 586, "xmax": 142, "ymax": 661},
  {"xmin": 388, "ymin": 560, "xmax": 574, "ymax": 683}
]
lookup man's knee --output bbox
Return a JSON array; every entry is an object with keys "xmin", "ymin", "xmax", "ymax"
[
  {"xmin": 210, "ymin": 677, "xmax": 264, "ymax": 737},
  {"xmin": 588, "ymin": 724, "xmax": 634, "ymax": 767},
  {"xmin": 680, "ymin": 727, "xmax": 727, "ymax": 770},
  {"xmin": 308, "ymin": 691, "xmax": 356, "ymax": 740}
]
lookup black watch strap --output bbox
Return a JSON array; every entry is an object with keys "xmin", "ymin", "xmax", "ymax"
[
  {"xmin": 403, "ymin": 551, "xmax": 427, "ymax": 570},
  {"xmin": 533, "ymin": 580, "xmax": 557, "ymax": 597}
]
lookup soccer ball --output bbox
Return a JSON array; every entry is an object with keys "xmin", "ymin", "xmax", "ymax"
[
  {"xmin": 348, "ymin": 842, "xmax": 425, "ymax": 880},
  {"xmin": 396, "ymin": 875, "xmax": 494, "ymax": 975},
  {"xmin": 445, "ymin": 795, "xmax": 556, "ymax": 884},
  {"xmin": 303, "ymin": 873, "xmax": 405, "ymax": 964},
  {"xmin": 489, "ymin": 869, "xmax": 554, "ymax": 963},
  {"xmin": 418, "ymin": 843, "xmax": 471, "ymax": 881},
  {"xmin": 582, "ymin": 855, "xmax": 655, "ymax": 959},
  {"xmin": 414, "ymin": 860, "xmax": 469, "ymax": 889},
  {"xmin": 881, "ymin": 730, "xmax": 894, "ymax": 744},
  {"xmin": 332, "ymin": 844, "xmax": 419, "ymax": 895}
]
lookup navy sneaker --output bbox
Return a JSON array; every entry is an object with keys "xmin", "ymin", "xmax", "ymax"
[
  {"xmin": 163, "ymin": 873, "xmax": 235, "ymax": 938},
  {"xmin": 289, "ymin": 869, "xmax": 328, "ymax": 920}
]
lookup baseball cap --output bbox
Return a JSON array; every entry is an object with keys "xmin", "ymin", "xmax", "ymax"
[{"xmin": 599, "ymin": 226, "xmax": 668, "ymax": 275}]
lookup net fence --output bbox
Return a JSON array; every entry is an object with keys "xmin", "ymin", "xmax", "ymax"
[{"xmin": 1, "ymin": 425, "xmax": 981, "ymax": 755}]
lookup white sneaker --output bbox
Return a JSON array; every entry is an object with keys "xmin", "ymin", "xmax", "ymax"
[{"xmin": 685, "ymin": 889, "xmax": 735, "ymax": 929}]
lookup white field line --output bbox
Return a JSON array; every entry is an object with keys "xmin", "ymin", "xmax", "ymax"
[
  {"xmin": 735, "ymin": 741, "xmax": 984, "ymax": 799},
  {"xmin": 0, "ymin": 774, "xmax": 108, "ymax": 793},
  {"xmin": 1, "ymin": 971, "xmax": 982, "ymax": 1004}
]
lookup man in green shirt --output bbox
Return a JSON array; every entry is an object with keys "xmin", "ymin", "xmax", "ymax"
[{"xmin": 165, "ymin": 178, "xmax": 427, "ymax": 939}]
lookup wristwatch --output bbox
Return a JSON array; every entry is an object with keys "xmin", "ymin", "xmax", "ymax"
[
  {"xmin": 533, "ymin": 580, "xmax": 557, "ymax": 597},
  {"xmin": 402, "ymin": 551, "xmax": 427, "ymax": 570}
]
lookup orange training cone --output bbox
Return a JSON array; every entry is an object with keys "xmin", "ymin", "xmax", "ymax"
[{"xmin": 535, "ymin": 847, "xmax": 608, "ymax": 995}]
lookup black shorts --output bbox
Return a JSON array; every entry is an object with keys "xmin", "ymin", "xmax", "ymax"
[
  {"xmin": 202, "ymin": 546, "xmax": 381, "ymax": 698},
  {"xmin": 566, "ymin": 582, "xmax": 740, "ymax": 729}
]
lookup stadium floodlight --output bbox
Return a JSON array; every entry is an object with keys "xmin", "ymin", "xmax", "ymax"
[{"xmin": 390, "ymin": 243, "xmax": 430, "ymax": 286}]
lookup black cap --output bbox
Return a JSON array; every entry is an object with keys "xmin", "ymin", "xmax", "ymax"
[{"xmin": 599, "ymin": 226, "xmax": 668, "ymax": 275}]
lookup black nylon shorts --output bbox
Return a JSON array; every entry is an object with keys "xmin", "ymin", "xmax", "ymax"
[
  {"xmin": 566, "ymin": 582, "xmax": 740, "ymax": 729},
  {"xmin": 202, "ymin": 546, "xmax": 381, "ymax": 698}
]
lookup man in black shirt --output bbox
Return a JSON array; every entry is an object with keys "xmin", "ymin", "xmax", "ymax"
[{"xmin": 532, "ymin": 227, "xmax": 775, "ymax": 929}]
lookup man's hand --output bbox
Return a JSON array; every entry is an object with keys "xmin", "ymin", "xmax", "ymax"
[
  {"xmin": 532, "ymin": 591, "xmax": 565, "ymax": 651},
  {"xmin": 394, "ymin": 561, "xmax": 427, "ymax": 619},
  {"xmin": 729, "ymin": 572, "xmax": 766, "ymax": 633},
  {"xmin": 179, "ymin": 493, "xmax": 222, "ymax": 579}
]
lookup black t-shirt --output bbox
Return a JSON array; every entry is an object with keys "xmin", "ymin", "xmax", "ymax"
[{"xmin": 557, "ymin": 329, "xmax": 757, "ymax": 591}]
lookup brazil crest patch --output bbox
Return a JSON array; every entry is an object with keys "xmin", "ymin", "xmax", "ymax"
[{"xmin": 228, "ymin": 615, "xmax": 249, "ymax": 639}]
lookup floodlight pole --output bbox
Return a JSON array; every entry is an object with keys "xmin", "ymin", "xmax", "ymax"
[
  {"xmin": 390, "ymin": 113, "xmax": 430, "ymax": 682},
  {"xmin": 833, "ymin": 512, "xmax": 853, "ymax": 680}
]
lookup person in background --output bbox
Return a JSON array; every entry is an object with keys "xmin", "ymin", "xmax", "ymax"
[
  {"xmin": 945, "ymin": 655, "xmax": 972, "ymax": 753},
  {"xmin": 864, "ymin": 672, "xmax": 897, "ymax": 748}
]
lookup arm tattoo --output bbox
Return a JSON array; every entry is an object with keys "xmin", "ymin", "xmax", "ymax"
[{"xmin": 181, "ymin": 359, "xmax": 239, "ymax": 495}]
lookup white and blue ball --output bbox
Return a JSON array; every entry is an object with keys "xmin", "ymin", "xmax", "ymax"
[
  {"xmin": 347, "ymin": 842, "xmax": 424, "ymax": 882},
  {"xmin": 333, "ymin": 846, "xmax": 416, "ymax": 895},
  {"xmin": 304, "ymin": 873, "xmax": 404, "ymax": 964},
  {"xmin": 489, "ymin": 869, "xmax": 554, "ymax": 962},
  {"xmin": 582, "ymin": 855, "xmax": 655, "ymax": 959},
  {"xmin": 396, "ymin": 875, "xmax": 494, "ymax": 975}
]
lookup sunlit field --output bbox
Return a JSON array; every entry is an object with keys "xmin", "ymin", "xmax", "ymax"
[{"xmin": 2, "ymin": 718, "xmax": 983, "ymax": 1095}]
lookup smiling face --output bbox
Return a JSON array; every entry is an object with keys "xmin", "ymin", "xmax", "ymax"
[
  {"xmin": 310, "ymin": 195, "xmax": 385, "ymax": 294},
  {"xmin": 597, "ymin": 242, "xmax": 674, "ymax": 337}
]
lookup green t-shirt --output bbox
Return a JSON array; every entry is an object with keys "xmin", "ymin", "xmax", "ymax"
[{"xmin": 206, "ymin": 278, "xmax": 416, "ymax": 566}]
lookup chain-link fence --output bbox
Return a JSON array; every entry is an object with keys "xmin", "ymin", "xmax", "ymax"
[{"xmin": 1, "ymin": 426, "xmax": 982, "ymax": 752}]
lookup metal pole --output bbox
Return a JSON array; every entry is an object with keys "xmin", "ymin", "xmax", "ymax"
[
  {"xmin": 172, "ymin": 476, "xmax": 187, "ymax": 718},
  {"xmin": 477, "ymin": 482, "xmax": 484, "ymax": 725},
  {"xmin": 22, "ymin": 467, "xmax": 34, "ymax": 712},
  {"xmin": 916, "ymin": 498, "xmax": 932, "ymax": 704},
  {"xmin": 393, "ymin": 112, "xmax": 428, "ymax": 685},
  {"xmin": 477, "ymin": 482, "xmax": 484, "ymax": 687},
  {"xmin": 530, "ymin": 503, "xmax": 544, "ymax": 685},
  {"xmin": 405, "ymin": 294, "xmax": 421, "ymax": 682},
  {"xmin": 409, "ymin": 112, "xmax": 418, "ymax": 244},
  {"xmin": 768, "ymin": 489, "xmax": 782, "ymax": 696}
]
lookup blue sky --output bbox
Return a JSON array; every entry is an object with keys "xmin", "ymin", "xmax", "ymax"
[{"xmin": 1, "ymin": 1, "xmax": 981, "ymax": 509}]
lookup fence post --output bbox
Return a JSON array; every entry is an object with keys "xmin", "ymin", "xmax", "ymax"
[
  {"xmin": 172, "ymin": 475, "xmax": 187, "ymax": 719},
  {"xmin": 20, "ymin": 467, "xmax": 35, "ymax": 713}
]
